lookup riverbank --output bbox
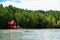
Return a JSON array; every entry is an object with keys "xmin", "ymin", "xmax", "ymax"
[{"xmin": 0, "ymin": 28, "xmax": 60, "ymax": 30}]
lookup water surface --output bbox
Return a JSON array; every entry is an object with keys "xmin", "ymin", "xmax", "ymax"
[{"xmin": 0, "ymin": 29, "xmax": 60, "ymax": 40}]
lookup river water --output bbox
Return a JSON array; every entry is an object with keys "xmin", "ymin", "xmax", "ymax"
[{"xmin": 0, "ymin": 29, "xmax": 60, "ymax": 40}]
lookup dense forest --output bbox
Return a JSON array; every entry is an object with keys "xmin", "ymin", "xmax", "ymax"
[{"xmin": 0, "ymin": 4, "xmax": 60, "ymax": 29}]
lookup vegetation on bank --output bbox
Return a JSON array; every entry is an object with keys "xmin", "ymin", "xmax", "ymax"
[{"xmin": 0, "ymin": 4, "xmax": 60, "ymax": 29}]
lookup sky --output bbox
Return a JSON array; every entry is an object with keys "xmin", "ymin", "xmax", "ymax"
[{"xmin": 0, "ymin": 0, "xmax": 60, "ymax": 11}]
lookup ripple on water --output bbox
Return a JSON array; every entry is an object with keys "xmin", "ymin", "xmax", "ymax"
[{"xmin": 0, "ymin": 29, "xmax": 60, "ymax": 40}]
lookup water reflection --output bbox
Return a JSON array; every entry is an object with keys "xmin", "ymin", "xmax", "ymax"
[{"xmin": 0, "ymin": 29, "xmax": 60, "ymax": 40}]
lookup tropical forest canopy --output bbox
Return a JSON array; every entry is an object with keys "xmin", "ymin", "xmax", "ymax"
[{"xmin": 0, "ymin": 4, "xmax": 60, "ymax": 29}]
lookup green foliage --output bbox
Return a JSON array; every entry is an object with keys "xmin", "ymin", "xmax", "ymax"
[{"xmin": 0, "ymin": 4, "xmax": 60, "ymax": 29}]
